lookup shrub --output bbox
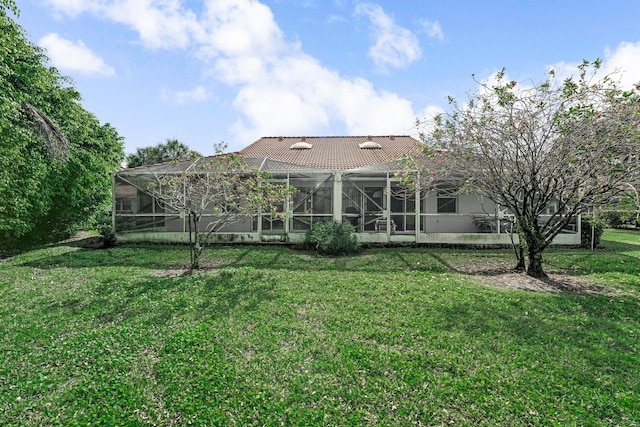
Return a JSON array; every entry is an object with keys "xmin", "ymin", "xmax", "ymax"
[
  {"xmin": 304, "ymin": 220, "xmax": 359, "ymax": 255},
  {"xmin": 601, "ymin": 210, "xmax": 626, "ymax": 228},
  {"xmin": 600, "ymin": 209, "xmax": 639, "ymax": 228},
  {"xmin": 94, "ymin": 212, "xmax": 117, "ymax": 248},
  {"xmin": 581, "ymin": 216, "xmax": 605, "ymax": 249}
]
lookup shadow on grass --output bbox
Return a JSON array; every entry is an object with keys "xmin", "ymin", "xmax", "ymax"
[
  {"xmin": 14, "ymin": 230, "xmax": 640, "ymax": 299},
  {"xmin": 434, "ymin": 290, "xmax": 640, "ymax": 374},
  {"xmin": 18, "ymin": 242, "xmax": 640, "ymax": 275},
  {"xmin": 16, "ymin": 243, "xmax": 211, "ymax": 271},
  {"xmin": 600, "ymin": 239, "xmax": 640, "ymax": 253},
  {"xmin": 17, "ymin": 244, "xmax": 289, "ymax": 272},
  {"xmin": 545, "ymin": 248, "xmax": 640, "ymax": 277},
  {"xmin": 38, "ymin": 268, "xmax": 276, "ymax": 328},
  {"xmin": 425, "ymin": 253, "xmax": 459, "ymax": 273},
  {"xmin": 197, "ymin": 269, "xmax": 276, "ymax": 320},
  {"xmin": 59, "ymin": 235, "xmax": 104, "ymax": 249}
]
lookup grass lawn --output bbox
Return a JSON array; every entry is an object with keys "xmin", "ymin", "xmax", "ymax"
[{"xmin": 1, "ymin": 229, "xmax": 639, "ymax": 426}]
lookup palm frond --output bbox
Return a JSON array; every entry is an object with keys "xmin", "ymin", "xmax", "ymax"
[{"xmin": 21, "ymin": 102, "xmax": 69, "ymax": 161}]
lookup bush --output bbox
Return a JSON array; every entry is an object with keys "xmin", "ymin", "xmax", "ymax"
[
  {"xmin": 304, "ymin": 220, "xmax": 359, "ymax": 256},
  {"xmin": 581, "ymin": 216, "xmax": 605, "ymax": 249},
  {"xmin": 94, "ymin": 212, "xmax": 117, "ymax": 248},
  {"xmin": 601, "ymin": 209, "xmax": 639, "ymax": 228}
]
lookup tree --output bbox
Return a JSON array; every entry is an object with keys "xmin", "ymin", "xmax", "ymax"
[
  {"xmin": 148, "ymin": 143, "xmax": 295, "ymax": 269},
  {"xmin": 0, "ymin": 1, "xmax": 123, "ymax": 249},
  {"xmin": 126, "ymin": 138, "xmax": 200, "ymax": 168},
  {"xmin": 601, "ymin": 182, "xmax": 640, "ymax": 228},
  {"xmin": 624, "ymin": 183, "xmax": 640, "ymax": 227},
  {"xmin": 415, "ymin": 60, "xmax": 640, "ymax": 278}
]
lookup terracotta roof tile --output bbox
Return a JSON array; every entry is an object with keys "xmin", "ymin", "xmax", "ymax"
[{"xmin": 239, "ymin": 135, "xmax": 421, "ymax": 171}]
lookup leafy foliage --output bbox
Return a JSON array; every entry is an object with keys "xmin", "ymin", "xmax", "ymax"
[
  {"xmin": 0, "ymin": 2, "xmax": 123, "ymax": 249},
  {"xmin": 601, "ymin": 184, "xmax": 640, "ymax": 228},
  {"xmin": 417, "ymin": 60, "xmax": 640, "ymax": 277},
  {"xmin": 126, "ymin": 138, "xmax": 200, "ymax": 168},
  {"xmin": 93, "ymin": 211, "xmax": 117, "ymax": 248},
  {"xmin": 601, "ymin": 210, "xmax": 639, "ymax": 228},
  {"xmin": 580, "ymin": 216, "xmax": 605, "ymax": 249},
  {"xmin": 304, "ymin": 220, "xmax": 359, "ymax": 255}
]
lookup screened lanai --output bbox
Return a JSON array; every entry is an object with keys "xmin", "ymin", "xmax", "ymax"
[{"xmin": 113, "ymin": 136, "xmax": 581, "ymax": 246}]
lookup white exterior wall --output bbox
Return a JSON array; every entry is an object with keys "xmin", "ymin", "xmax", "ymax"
[{"xmin": 421, "ymin": 193, "xmax": 499, "ymax": 233}]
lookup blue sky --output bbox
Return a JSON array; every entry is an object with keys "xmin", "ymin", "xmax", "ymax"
[{"xmin": 14, "ymin": 0, "xmax": 640, "ymax": 155}]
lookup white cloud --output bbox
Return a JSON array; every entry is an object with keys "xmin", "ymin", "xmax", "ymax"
[
  {"xmin": 44, "ymin": 0, "xmax": 200, "ymax": 49},
  {"xmin": 195, "ymin": 1, "xmax": 422, "ymax": 143},
  {"xmin": 197, "ymin": 0, "xmax": 288, "ymax": 59},
  {"xmin": 162, "ymin": 85, "xmax": 210, "ymax": 105},
  {"xmin": 420, "ymin": 19, "xmax": 444, "ymax": 42},
  {"xmin": 42, "ymin": 0, "xmax": 96, "ymax": 17},
  {"xmin": 602, "ymin": 41, "xmax": 640, "ymax": 88},
  {"xmin": 355, "ymin": 2, "xmax": 422, "ymax": 70},
  {"xmin": 417, "ymin": 104, "xmax": 445, "ymax": 122},
  {"xmin": 414, "ymin": 104, "xmax": 445, "ymax": 136},
  {"xmin": 108, "ymin": 0, "xmax": 199, "ymax": 49},
  {"xmin": 549, "ymin": 42, "xmax": 640, "ymax": 90},
  {"xmin": 42, "ymin": 0, "xmax": 436, "ymax": 148},
  {"xmin": 229, "ymin": 53, "xmax": 417, "ymax": 142},
  {"xmin": 38, "ymin": 33, "xmax": 115, "ymax": 77}
]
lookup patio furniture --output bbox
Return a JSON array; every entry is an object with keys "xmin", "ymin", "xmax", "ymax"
[
  {"xmin": 471, "ymin": 213, "xmax": 496, "ymax": 233},
  {"xmin": 375, "ymin": 217, "xmax": 396, "ymax": 233}
]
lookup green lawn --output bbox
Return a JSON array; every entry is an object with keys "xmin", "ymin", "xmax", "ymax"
[{"xmin": 1, "ymin": 230, "xmax": 639, "ymax": 426}]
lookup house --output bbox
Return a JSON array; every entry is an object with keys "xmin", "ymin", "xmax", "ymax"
[{"xmin": 113, "ymin": 135, "xmax": 581, "ymax": 246}]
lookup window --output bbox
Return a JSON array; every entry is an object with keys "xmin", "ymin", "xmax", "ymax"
[
  {"xmin": 292, "ymin": 186, "xmax": 332, "ymax": 214},
  {"xmin": 289, "ymin": 177, "xmax": 334, "ymax": 232},
  {"xmin": 116, "ymin": 198, "xmax": 133, "ymax": 213},
  {"xmin": 436, "ymin": 186, "xmax": 457, "ymax": 213}
]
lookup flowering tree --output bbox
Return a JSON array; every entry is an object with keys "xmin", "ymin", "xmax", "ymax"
[
  {"xmin": 416, "ymin": 60, "xmax": 640, "ymax": 278},
  {"xmin": 148, "ymin": 144, "xmax": 294, "ymax": 269}
]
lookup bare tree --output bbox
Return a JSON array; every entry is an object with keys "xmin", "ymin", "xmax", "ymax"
[
  {"xmin": 148, "ymin": 143, "xmax": 295, "ymax": 269},
  {"xmin": 416, "ymin": 60, "xmax": 640, "ymax": 278}
]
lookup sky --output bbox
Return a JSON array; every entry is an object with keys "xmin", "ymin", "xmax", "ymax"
[{"xmin": 13, "ymin": 0, "xmax": 640, "ymax": 156}]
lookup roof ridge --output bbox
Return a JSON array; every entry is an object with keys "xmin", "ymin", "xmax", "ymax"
[{"xmin": 260, "ymin": 135, "xmax": 413, "ymax": 139}]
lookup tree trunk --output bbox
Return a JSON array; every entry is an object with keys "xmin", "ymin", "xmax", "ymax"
[
  {"xmin": 520, "ymin": 220, "xmax": 548, "ymax": 278},
  {"xmin": 192, "ymin": 241, "xmax": 202, "ymax": 269},
  {"xmin": 514, "ymin": 243, "xmax": 526, "ymax": 272},
  {"xmin": 509, "ymin": 229, "xmax": 526, "ymax": 272},
  {"xmin": 527, "ymin": 250, "xmax": 547, "ymax": 278},
  {"xmin": 189, "ymin": 212, "xmax": 201, "ymax": 270}
]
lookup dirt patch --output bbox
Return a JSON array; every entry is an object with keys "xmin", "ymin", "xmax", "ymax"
[
  {"xmin": 476, "ymin": 271, "xmax": 609, "ymax": 294},
  {"xmin": 453, "ymin": 260, "xmax": 610, "ymax": 294},
  {"xmin": 148, "ymin": 268, "xmax": 192, "ymax": 278},
  {"xmin": 196, "ymin": 260, "xmax": 227, "ymax": 269},
  {"xmin": 148, "ymin": 259, "xmax": 228, "ymax": 278}
]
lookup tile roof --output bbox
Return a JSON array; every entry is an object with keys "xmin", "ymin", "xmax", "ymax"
[
  {"xmin": 244, "ymin": 157, "xmax": 326, "ymax": 173},
  {"xmin": 239, "ymin": 135, "xmax": 422, "ymax": 171}
]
